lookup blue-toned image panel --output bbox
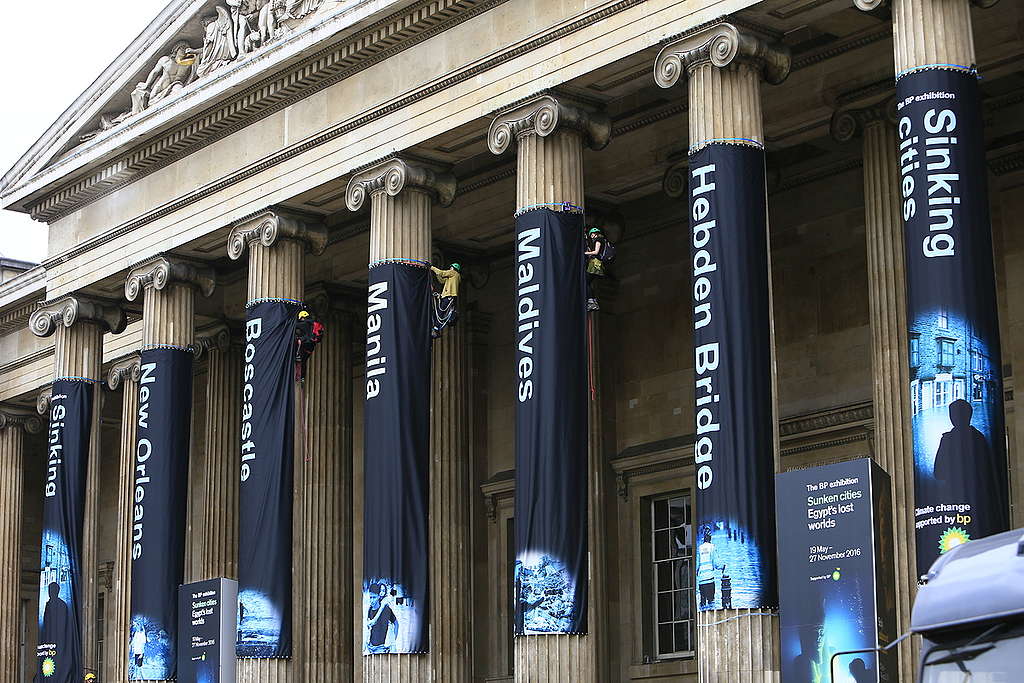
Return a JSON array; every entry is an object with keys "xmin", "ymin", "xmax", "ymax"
[
  {"xmin": 362, "ymin": 579, "xmax": 423, "ymax": 654},
  {"xmin": 514, "ymin": 552, "xmax": 580, "ymax": 634},
  {"xmin": 38, "ymin": 529, "xmax": 74, "ymax": 630},
  {"xmin": 694, "ymin": 519, "xmax": 766, "ymax": 611},
  {"xmin": 127, "ymin": 614, "xmax": 174, "ymax": 680},
  {"xmin": 237, "ymin": 589, "xmax": 284, "ymax": 657}
]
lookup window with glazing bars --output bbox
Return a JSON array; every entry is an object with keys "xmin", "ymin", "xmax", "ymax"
[{"xmin": 650, "ymin": 492, "xmax": 694, "ymax": 658}]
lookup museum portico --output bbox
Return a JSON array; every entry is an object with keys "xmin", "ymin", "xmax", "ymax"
[{"xmin": 1, "ymin": 0, "xmax": 1023, "ymax": 681}]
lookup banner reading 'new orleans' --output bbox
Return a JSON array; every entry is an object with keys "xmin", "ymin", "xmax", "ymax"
[
  {"xmin": 688, "ymin": 144, "xmax": 778, "ymax": 611},
  {"xmin": 362, "ymin": 261, "xmax": 431, "ymax": 654},
  {"xmin": 128, "ymin": 348, "xmax": 193, "ymax": 680},
  {"xmin": 238, "ymin": 300, "xmax": 298, "ymax": 657},
  {"xmin": 513, "ymin": 208, "xmax": 589, "ymax": 635},
  {"xmin": 36, "ymin": 379, "xmax": 92, "ymax": 683},
  {"xmin": 896, "ymin": 67, "xmax": 1009, "ymax": 573}
]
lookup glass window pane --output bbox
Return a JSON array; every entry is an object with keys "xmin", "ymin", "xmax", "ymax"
[
  {"xmin": 658, "ymin": 562, "xmax": 673, "ymax": 592},
  {"xmin": 674, "ymin": 590, "xmax": 690, "ymax": 621},
  {"xmin": 671, "ymin": 527, "xmax": 688, "ymax": 557},
  {"xmin": 657, "ymin": 592, "xmax": 673, "ymax": 622},
  {"xmin": 673, "ymin": 559, "xmax": 690, "ymax": 591},
  {"xmin": 668, "ymin": 497, "xmax": 686, "ymax": 528},
  {"xmin": 658, "ymin": 623, "xmax": 674, "ymax": 655},
  {"xmin": 653, "ymin": 499, "xmax": 669, "ymax": 530},
  {"xmin": 655, "ymin": 530, "xmax": 670, "ymax": 560},
  {"xmin": 675, "ymin": 622, "xmax": 691, "ymax": 653}
]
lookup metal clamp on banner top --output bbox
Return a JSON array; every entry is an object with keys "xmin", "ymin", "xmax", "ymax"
[
  {"xmin": 514, "ymin": 202, "xmax": 584, "ymax": 217},
  {"xmin": 245, "ymin": 296, "xmax": 304, "ymax": 308},
  {"xmin": 368, "ymin": 257, "xmax": 431, "ymax": 269},
  {"xmin": 141, "ymin": 343, "xmax": 194, "ymax": 353},
  {"xmin": 53, "ymin": 375, "xmax": 98, "ymax": 384},
  {"xmin": 896, "ymin": 62, "xmax": 978, "ymax": 80},
  {"xmin": 689, "ymin": 137, "xmax": 764, "ymax": 154}
]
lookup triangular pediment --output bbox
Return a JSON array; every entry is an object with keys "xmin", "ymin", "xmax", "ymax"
[{"xmin": 0, "ymin": 0, "xmax": 351, "ymax": 212}]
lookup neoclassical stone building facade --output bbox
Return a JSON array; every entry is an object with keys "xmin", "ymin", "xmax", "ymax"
[{"xmin": 1, "ymin": 0, "xmax": 1023, "ymax": 681}]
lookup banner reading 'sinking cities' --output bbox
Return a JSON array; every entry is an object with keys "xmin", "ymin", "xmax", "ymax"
[
  {"xmin": 128, "ymin": 348, "xmax": 193, "ymax": 680},
  {"xmin": 363, "ymin": 261, "xmax": 431, "ymax": 654},
  {"xmin": 238, "ymin": 300, "xmax": 298, "ymax": 658},
  {"xmin": 688, "ymin": 144, "xmax": 778, "ymax": 611},
  {"xmin": 513, "ymin": 208, "xmax": 589, "ymax": 635},
  {"xmin": 896, "ymin": 67, "xmax": 1009, "ymax": 573},
  {"xmin": 36, "ymin": 379, "xmax": 92, "ymax": 683}
]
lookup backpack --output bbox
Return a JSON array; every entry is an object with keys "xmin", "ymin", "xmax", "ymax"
[{"xmin": 599, "ymin": 239, "xmax": 616, "ymax": 264}]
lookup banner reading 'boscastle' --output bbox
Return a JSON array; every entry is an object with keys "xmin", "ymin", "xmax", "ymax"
[
  {"xmin": 36, "ymin": 379, "xmax": 92, "ymax": 683},
  {"xmin": 513, "ymin": 208, "xmax": 589, "ymax": 635},
  {"xmin": 896, "ymin": 67, "xmax": 1009, "ymax": 573},
  {"xmin": 688, "ymin": 144, "xmax": 777, "ymax": 611},
  {"xmin": 363, "ymin": 261, "xmax": 431, "ymax": 654},
  {"xmin": 238, "ymin": 300, "xmax": 298, "ymax": 658},
  {"xmin": 128, "ymin": 348, "xmax": 193, "ymax": 680}
]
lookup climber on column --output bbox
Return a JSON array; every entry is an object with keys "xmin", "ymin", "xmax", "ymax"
[
  {"xmin": 431, "ymin": 261, "xmax": 462, "ymax": 339},
  {"xmin": 584, "ymin": 226, "xmax": 616, "ymax": 311},
  {"xmin": 295, "ymin": 307, "xmax": 324, "ymax": 381}
]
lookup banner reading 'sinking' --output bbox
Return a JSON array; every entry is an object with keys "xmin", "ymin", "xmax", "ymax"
[
  {"xmin": 688, "ymin": 144, "xmax": 777, "ymax": 611},
  {"xmin": 362, "ymin": 261, "xmax": 431, "ymax": 654},
  {"xmin": 128, "ymin": 348, "xmax": 193, "ymax": 680},
  {"xmin": 36, "ymin": 379, "xmax": 92, "ymax": 683},
  {"xmin": 238, "ymin": 300, "xmax": 298, "ymax": 658},
  {"xmin": 513, "ymin": 208, "xmax": 589, "ymax": 635},
  {"xmin": 896, "ymin": 67, "xmax": 1009, "ymax": 573}
]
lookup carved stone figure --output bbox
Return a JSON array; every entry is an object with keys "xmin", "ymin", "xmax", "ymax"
[
  {"xmin": 287, "ymin": 0, "xmax": 323, "ymax": 19},
  {"xmin": 259, "ymin": 0, "xmax": 290, "ymax": 44},
  {"xmin": 228, "ymin": 0, "xmax": 259, "ymax": 57},
  {"xmin": 195, "ymin": 6, "xmax": 238, "ymax": 79},
  {"xmin": 142, "ymin": 41, "xmax": 199, "ymax": 108}
]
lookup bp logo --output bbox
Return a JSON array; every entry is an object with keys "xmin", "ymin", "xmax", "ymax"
[
  {"xmin": 939, "ymin": 527, "xmax": 970, "ymax": 554},
  {"xmin": 831, "ymin": 568, "xmax": 841, "ymax": 581},
  {"xmin": 41, "ymin": 656, "xmax": 56, "ymax": 677}
]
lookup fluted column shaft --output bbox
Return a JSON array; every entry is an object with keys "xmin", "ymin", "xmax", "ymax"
[
  {"xmin": 295, "ymin": 309, "xmax": 353, "ymax": 681},
  {"xmin": 196, "ymin": 344, "xmax": 242, "ymax": 580},
  {"xmin": 688, "ymin": 62, "xmax": 765, "ymax": 147},
  {"xmin": 0, "ymin": 424, "xmax": 26, "ymax": 681},
  {"xmin": 109, "ymin": 367, "xmax": 139, "ymax": 683},
  {"xmin": 430, "ymin": 314, "xmax": 472, "ymax": 683},
  {"xmin": 141, "ymin": 283, "xmax": 195, "ymax": 348},
  {"xmin": 893, "ymin": 0, "xmax": 975, "ymax": 75}
]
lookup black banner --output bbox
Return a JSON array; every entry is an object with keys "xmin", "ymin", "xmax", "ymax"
[
  {"xmin": 238, "ymin": 300, "xmax": 298, "ymax": 657},
  {"xmin": 896, "ymin": 67, "xmax": 1009, "ymax": 573},
  {"xmin": 128, "ymin": 348, "xmax": 193, "ymax": 679},
  {"xmin": 362, "ymin": 262, "xmax": 431, "ymax": 654},
  {"xmin": 777, "ymin": 459, "xmax": 897, "ymax": 683},
  {"xmin": 513, "ymin": 209, "xmax": 589, "ymax": 635},
  {"xmin": 36, "ymin": 379, "xmax": 92, "ymax": 683},
  {"xmin": 178, "ymin": 578, "xmax": 238, "ymax": 682},
  {"xmin": 688, "ymin": 144, "xmax": 777, "ymax": 611}
]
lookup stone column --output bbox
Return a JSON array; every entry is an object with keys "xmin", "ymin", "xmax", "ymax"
[
  {"xmin": 227, "ymin": 207, "xmax": 327, "ymax": 683},
  {"xmin": 193, "ymin": 323, "xmax": 241, "ymax": 581},
  {"xmin": 106, "ymin": 356, "xmax": 141, "ymax": 683},
  {"xmin": 487, "ymin": 93, "xmax": 611, "ymax": 683},
  {"xmin": 30, "ymin": 295, "xmax": 126, "ymax": 679},
  {"xmin": 296, "ymin": 285, "xmax": 356, "ymax": 682},
  {"xmin": 655, "ymin": 22, "xmax": 790, "ymax": 682},
  {"xmin": 0, "ymin": 408, "xmax": 41, "ymax": 681},
  {"xmin": 346, "ymin": 157, "xmax": 456, "ymax": 683},
  {"xmin": 830, "ymin": 100, "xmax": 915, "ymax": 679}
]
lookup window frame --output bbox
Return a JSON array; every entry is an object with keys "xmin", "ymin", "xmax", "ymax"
[{"xmin": 645, "ymin": 490, "xmax": 695, "ymax": 661}]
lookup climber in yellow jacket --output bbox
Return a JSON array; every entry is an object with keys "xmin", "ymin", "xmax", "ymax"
[{"xmin": 431, "ymin": 262, "xmax": 461, "ymax": 338}]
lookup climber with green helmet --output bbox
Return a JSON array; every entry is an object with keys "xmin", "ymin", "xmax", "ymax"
[
  {"xmin": 584, "ymin": 226, "xmax": 615, "ymax": 311},
  {"xmin": 431, "ymin": 261, "xmax": 462, "ymax": 338}
]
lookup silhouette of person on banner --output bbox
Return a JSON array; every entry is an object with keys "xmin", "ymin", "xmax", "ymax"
[
  {"xmin": 849, "ymin": 657, "xmax": 875, "ymax": 683},
  {"xmin": 42, "ymin": 581, "xmax": 69, "ymax": 635},
  {"xmin": 933, "ymin": 399, "xmax": 991, "ymax": 485},
  {"xmin": 696, "ymin": 529, "xmax": 721, "ymax": 608},
  {"xmin": 130, "ymin": 622, "xmax": 148, "ymax": 668},
  {"xmin": 366, "ymin": 584, "xmax": 398, "ymax": 653}
]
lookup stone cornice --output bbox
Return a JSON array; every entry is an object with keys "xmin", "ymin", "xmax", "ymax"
[
  {"xmin": 227, "ymin": 207, "xmax": 328, "ymax": 260},
  {"xmin": 125, "ymin": 255, "xmax": 216, "ymax": 302},
  {"xmin": 829, "ymin": 97, "xmax": 898, "ymax": 143},
  {"xmin": 487, "ymin": 94, "xmax": 611, "ymax": 155},
  {"xmin": 28, "ymin": 295, "xmax": 127, "ymax": 338},
  {"xmin": 0, "ymin": 298, "xmax": 43, "ymax": 337},
  {"xmin": 0, "ymin": 406, "xmax": 43, "ymax": 434},
  {"xmin": 345, "ymin": 157, "xmax": 457, "ymax": 211},
  {"xmin": 106, "ymin": 354, "xmax": 142, "ymax": 391},
  {"xmin": 654, "ymin": 20, "xmax": 791, "ymax": 89}
]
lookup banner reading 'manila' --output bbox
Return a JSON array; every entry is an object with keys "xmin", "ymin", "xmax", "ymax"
[{"xmin": 896, "ymin": 66, "xmax": 1009, "ymax": 573}]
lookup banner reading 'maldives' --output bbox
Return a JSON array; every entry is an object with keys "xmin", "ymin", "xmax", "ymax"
[
  {"xmin": 513, "ymin": 208, "xmax": 589, "ymax": 635},
  {"xmin": 128, "ymin": 348, "xmax": 193, "ymax": 680},
  {"xmin": 36, "ymin": 379, "xmax": 92, "ymax": 683},
  {"xmin": 363, "ymin": 261, "xmax": 431, "ymax": 654},
  {"xmin": 896, "ymin": 67, "xmax": 1009, "ymax": 573},
  {"xmin": 688, "ymin": 144, "xmax": 777, "ymax": 611},
  {"xmin": 238, "ymin": 299, "xmax": 298, "ymax": 658}
]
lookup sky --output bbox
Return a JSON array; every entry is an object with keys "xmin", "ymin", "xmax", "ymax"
[{"xmin": 0, "ymin": 0, "xmax": 169, "ymax": 264}]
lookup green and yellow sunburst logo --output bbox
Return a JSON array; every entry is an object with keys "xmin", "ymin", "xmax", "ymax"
[
  {"xmin": 41, "ymin": 656, "xmax": 56, "ymax": 677},
  {"xmin": 938, "ymin": 526, "xmax": 970, "ymax": 554}
]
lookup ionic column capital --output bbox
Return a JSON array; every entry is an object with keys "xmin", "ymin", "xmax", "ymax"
[
  {"xmin": 654, "ymin": 21, "xmax": 791, "ymax": 88},
  {"xmin": 125, "ymin": 255, "xmax": 216, "ymax": 302},
  {"xmin": 487, "ymin": 94, "xmax": 611, "ymax": 156},
  {"xmin": 106, "ymin": 354, "xmax": 142, "ymax": 391},
  {"xmin": 36, "ymin": 389, "xmax": 51, "ymax": 416},
  {"xmin": 345, "ymin": 157, "xmax": 457, "ymax": 211},
  {"xmin": 662, "ymin": 160, "xmax": 689, "ymax": 199},
  {"xmin": 830, "ymin": 97, "xmax": 898, "ymax": 143},
  {"xmin": 854, "ymin": 0, "xmax": 997, "ymax": 10},
  {"xmin": 0, "ymin": 406, "xmax": 42, "ymax": 434},
  {"xmin": 29, "ymin": 294, "xmax": 127, "ymax": 338},
  {"xmin": 227, "ymin": 207, "xmax": 328, "ymax": 260},
  {"xmin": 193, "ymin": 322, "xmax": 233, "ymax": 360}
]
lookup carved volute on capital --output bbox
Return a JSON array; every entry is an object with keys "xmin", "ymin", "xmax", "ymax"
[
  {"xmin": 487, "ymin": 94, "xmax": 612, "ymax": 156},
  {"xmin": 345, "ymin": 157, "xmax": 457, "ymax": 212},
  {"xmin": 654, "ymin": 21, "xmax": 791, "ymax": 89},
  {"xmin": 193, "ymin": 322, "xmax": 233, "ymax": 360},
  {"xmin": 106, "ymin": 355, "xmax": 142, "ymax": 391},
  {"xmin": 854, "ymin": 0, "xmax": 997, "ymax": 10},
  {"xmin": 0, "ymin": 406, "xmax": 42, "ymax": 434},
  {"xmin": 28, "ymin": 295, "xmax": 127, "ymax": 338},
  {"xmin": 662, "ymin": 161, "xmax": 689, "ymax": 200},
  {"xmin": 36, "ymin": 389, "xmax": 51, "ymax": 416},
  {"xmin": 830, "ymin": 97, "xmax": 898, "ymax": 143},
  {"xmin": 125, "ymin": 255, "xmax": 216, "ymax": 302},
  {"xmin": 226, "ymin": 207, "xmax": 329, "ymax": 261}
]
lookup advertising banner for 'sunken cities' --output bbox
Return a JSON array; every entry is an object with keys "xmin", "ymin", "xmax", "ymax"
[
  {"xmin": 688, "ymin": 144, "xmax": 777, "ymax": 611},
  {"xmin": 896, "ymin": 67, "xmax": 1009, "ymax": 573},
  {"xmin": 178, "ymin": 578, "xmax": 238, "ymax": 683}
]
